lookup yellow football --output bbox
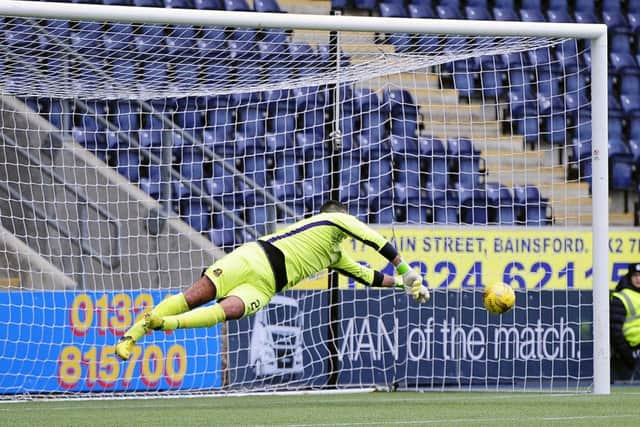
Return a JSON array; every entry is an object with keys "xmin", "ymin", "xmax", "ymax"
[{"xmin": 483, "ymin": 282, "xmax": 516, "ymax": 315}]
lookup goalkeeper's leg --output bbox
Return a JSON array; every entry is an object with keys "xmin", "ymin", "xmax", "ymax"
[
  {"xmin": 116, "ymin": 276, "xmax": 215, "ymax": 360},
  {"xmin": 146, "ymin": 283, "xmax": 271, "ymax": 331}
]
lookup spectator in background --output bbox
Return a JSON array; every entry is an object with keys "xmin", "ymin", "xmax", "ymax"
[{"xmin": 610, "ymin": 263, "xmax": 640, "ymax": 382}]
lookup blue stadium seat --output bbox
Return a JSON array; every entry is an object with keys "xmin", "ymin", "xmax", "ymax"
[
  {"xmin": 554, "ymin": 40, "xmax": 580, "ymax": 71},
  {"xmin": 110, "ymin": 100, "xmax": 140, "ymax": 132},
  {"xmin": 436, "ymin": 5, "xmax": 463, "ymax": 20},
  {"xmin": 427, "ymin": 187, "xmax": 459, "ymax": 224},
  {"xmin": 573, "ymin": 0, "xmax": 595, "ymax": 13},
  {"xmin": 621, "ymin": 94, "xmax": 640, "ymax": 114},
  {"xmin": 194, "ymin": 0, "xmax": 222, "ymax": 8},
  {"xmin": 394, "ymin": 182, "xmax": 429, "ymax": 223},
  {"xmin": 164, "ymin": 0, "xmax": 193, "ymax": 8},
  {"xmin": 602, "ymin": 10, "xmax": 630, "ymax": 30},
  {"xmin": 564, "ymin": 71, "xmax": 589, "ymax": 112},
  {"xmin": 609, "ymin": 110, "xmax": 625, "ymax": 142},
  {"xmin": 420, "ymin": 136, "xmax": 448, "ymax": 191},
  {"xmin": 571, "ymin": 111, "xmax": 592, "ymax": 182},
  {"xmin": 210, "ymin": 211, "xmax": 237, "ymax": 250},
  {"xmin": 620, "ymin": 68, "xmax": 640, "ymax": 98},
  {"xmin": 236, "ymin": 105, "xmax": 266, "ymax": 144},
  {"xmin": 227, "ymin": 27, "xmax": 258, "ymax": 61},
  {"xmin": 480, "ymin": 66, "xmax": 507, "ymax": 100},
  {"xmin": 166, "ymin": 25, "xmax": 197, "ymax": 58},
  {"xmin": 447, "ymin": 137, "xmax": 483, "ymax": 189},
  {"xmin": 383, "ymin": 89, "xmax": 419, "ymax": 139},
  {"xmin": 527, "ymin": 47, "xmax": 553, "ymax": 70},
  {"xmin": 628, "ymin": 110, "xmax": 640, "ymax": 141},
  {"xmin": 254, "ymin": 0, "xmax": 282, "ymax": 12},
  {"xmin": 379, "ymin": 2, "xmax": 408, "ymax": 17},
  {"xmin": 41, "ymin": 19, "xmax": 71, "ymax": 53},
  {"xmin": 492, "ymin": 6, "xmax": 519, "ymax": 21},
  {"xmin": 103, "ymin": 0, "xmax": 133, "ymax": 4},
  {"xmin": 629, "ymin": 13, "xmax": 640, "ymax": 32},
  {"xmin": 519, "ymin": 0, "xmax": 541, "ymax": 10},
  {"xmin": 465, "ymin": 0, "xmax": 489, "ymax": 6},
  {"xmin": 513, "ymin": 185, "xmax": 551, "ymax": 225},
  {"xmin": 246, "ymin": 204, "xmax": 271, "ymax": 236},
  {"xmin": 354, "ymin": 0, "xmax": 377, "ymax": 13},
  {"xmin": 197, "ymin": 27, "xmax": 226, "ymax": 58},
  {"xmin": 139, "ymin": 159, "xmax": 164, "ymax": 200},
  {"xmin": 492, "ymin": 0, "xmax": 515, "ymax": 7},
  {"xmin": 71, "ymin": 21, "xmax": 103, "ymax": 55},
  {"xmin": 609, "ymin": 139, "xmax": 635, "ymax": 191},
  {"xmin": 340, "ymin": 153, "xmax": 362, "ymax": 191},
  {"xmin": 610, "ymin": 28, "xmax": 632, "ymax": 54},
  {"xmin": 508, "ymin": 69, "xmax": 536, "ymax": 119},
  {"xmin": 574, "ymin": 10, "xmax": 599, "ymax": 24},
  {"xmin": 354, "ymin": 88, "xmax": 388, "ymax": 147},
  {"xmin": 458, "ymin": 187, "xmax": 488, "ymax": 225},
  {"xmin": 73, "ymin": 100, "xmax": 108, "ymax": 160},
  {"xmin": 486, "ymin": 182, "xmax": 515, "ymax": 225},
  {"xmin": 450, "ymin": 60, "xmax": 477, "ymax": 100},
  {"xmin": 266, "ymin": 111, "xmax": 296, "ymax": 151},
  {"xmin": 116, "ymin": 146, "xmax": 141, "ymax": 182},
  {"xmin": 519, "ymin": 8, "xmax": 545, "ymax": 22},
  {"xmin": 547, "ymin": 9, "xmax": 573, "ymax": 23},
  {"xmin": 203, "ymin": 110, "xmax": 234, "ymax": 154},
  {"xmin": 465, "ymin": 6, "xmax": 492, "ymax": 20},
  {"xmin": 302, "ymin": 177, "xmax": 327, "ymax": 212},
  {"xmin": 537, "ymin": 69, "xmax": 563, "ymax": 113},
  {"xmin": 133, "ymin": 0, "xmax": 163, "ymax": 6},
  {"xmin": 6, "ymin": 19, "xmax": 38, "ymax": 49},
  {"xmin": 135, "ymin": 24, "xmax": 166, "ymax": 58},
  {"xmin": 224, "ymin": 0, "xmax": 250, "ymax": 10},
  {"xmin": 173, "ymin": 97, "xmax": 203, "ymax": 135},
  {"xmin": 407, "ymin": 3, "xmax": 435, "ymax": 18},
  {"xmin": 546, "ymin": 0, "xmax": 568, "ymax": 12},
  {"xmin": 178, "ymin": 146, "xmax": 205, "ymax": 185},
  {"xmin": 243, "ymin": 153, "xmax": 269, "ymax": 188}
]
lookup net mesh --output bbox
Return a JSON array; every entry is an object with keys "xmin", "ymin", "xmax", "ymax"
[{"xmin": 0, "ymin": 10, "xmax": 598, "ymax": 398}]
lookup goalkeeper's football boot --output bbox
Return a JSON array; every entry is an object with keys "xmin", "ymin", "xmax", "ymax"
[
  {"xmin": 115, "ymin": 336, "xmax": 136, "ymax": 361},
  {"xmin": 144, "ymin": 312, "xmax": 165, "ymax": 331}
]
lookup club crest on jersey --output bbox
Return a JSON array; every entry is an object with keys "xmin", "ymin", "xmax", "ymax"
[{"xmin": 212, "ymin": 268, "xmax": 223, "ymax": 277}]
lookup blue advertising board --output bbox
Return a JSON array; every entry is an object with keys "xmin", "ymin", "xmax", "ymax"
[
  {"xmin": 227, "ymin": 289, "xmax": 593, "ymax": 389},
  {"xmin": 0, "ymin": 291, "xmax": 222, "ymax": 394}
]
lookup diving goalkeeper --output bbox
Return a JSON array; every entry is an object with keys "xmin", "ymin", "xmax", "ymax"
[{"xmin": 115, "ymin": 200, "xmax": 430, "ymax": 361}]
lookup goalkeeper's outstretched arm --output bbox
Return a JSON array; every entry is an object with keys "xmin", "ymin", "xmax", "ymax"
[{"xmin": 330, "ymin": 251, "xmax": 430, "ymax": 304}]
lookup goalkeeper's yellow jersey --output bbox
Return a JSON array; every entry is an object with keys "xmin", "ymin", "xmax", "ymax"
[{"xmin": 259, "ymin": 212, "xmax": 397, "ymax": 290}]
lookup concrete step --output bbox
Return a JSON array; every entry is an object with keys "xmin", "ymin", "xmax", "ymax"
[
  {"xmin": 419, "ymin": 102, "xmax": 497, "ymax": 121},
  {"xmin": 473, "ymin": 136, "xmax": 526, "ymax": 152},
  {"xmin": 278, "ymin": 0, "xmax": 331, "ymax": 14},
  {"xmin": 485, "ymin": 165, "xmax": 566, "ymax": 186},
  {"xmin": 555, "ymin": 212, "xmax": 635, "ymax": 226},
  {"xmin": 483, "ymin": 149, "xmax": 543, "ymax": 170},
  {"xmin": 419, "ymin": 120, "xmax": 504, "ymax": 139}
]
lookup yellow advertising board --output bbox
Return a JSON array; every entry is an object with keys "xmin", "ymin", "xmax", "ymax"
[{"xmin": 294, "ymin": 227, "xmax": 640, "ymax": 290}]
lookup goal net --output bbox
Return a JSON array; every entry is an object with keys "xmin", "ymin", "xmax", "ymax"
[{"xmin": 0, "ymin": 1, "xmax": 609, "ymax": 398}]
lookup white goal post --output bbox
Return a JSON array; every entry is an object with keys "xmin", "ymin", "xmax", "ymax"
[{"xmin": 0, "ymin": 0, "xmax": 609, "ymax": 397}]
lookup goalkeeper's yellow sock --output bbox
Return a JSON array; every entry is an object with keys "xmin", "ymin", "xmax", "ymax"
[
  {"xmin": 123, "ymin": 293, "xmax": 190, "ymax": 341},
  {"xmin": 161, "ymin": 304, "xmax": 226, "ymax": 331},
  {"xmin": 151, "ymin": 293, "xmax": 190, "ymax": 318}
]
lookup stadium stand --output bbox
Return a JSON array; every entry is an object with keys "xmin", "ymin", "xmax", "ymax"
[{"xmin": 13, "ymin": 0, "xmax": 640, "ymax": 251}]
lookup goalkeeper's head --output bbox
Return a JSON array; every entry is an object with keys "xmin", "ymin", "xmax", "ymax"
[{"xmin": 320, "ymin": 200, "xmax": 347, "ymax": 214}]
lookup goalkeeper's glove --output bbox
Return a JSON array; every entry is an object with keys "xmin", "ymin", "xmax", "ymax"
[{"xmin": 396, "ymin": 269, "xmax": 430, "ymax": 304}]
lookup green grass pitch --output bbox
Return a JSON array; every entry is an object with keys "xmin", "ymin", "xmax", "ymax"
[{"xmin": 2, "ymin": 387, "xmax": 640, "ymax": 426}]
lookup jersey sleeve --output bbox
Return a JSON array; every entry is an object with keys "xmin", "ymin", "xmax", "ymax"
[
  {"xmin": 328, "ymin": 213, "xmax": 398, "ymax": 261},
  {"xmin": 329, "ymin": 251, "xmax": 384, "ymax": 287}
]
